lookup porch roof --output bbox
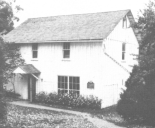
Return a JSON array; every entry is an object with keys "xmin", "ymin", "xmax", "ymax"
[{"xmin": 13, "ymin": 64, "xmax": 41, "ymax": 74}]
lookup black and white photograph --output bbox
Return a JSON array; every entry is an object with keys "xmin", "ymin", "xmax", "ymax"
[{"xmin": 0, "ymin": 0, "xmax": 154, "ymax": 127}]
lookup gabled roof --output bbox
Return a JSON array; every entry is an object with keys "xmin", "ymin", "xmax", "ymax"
[
  {"xmin": 5, "ymin": 9, "xmax": 134, "ymax": 43},
  {"xmin": 13, "ymin": 64, "xmax": 40, "ymax": 74}
]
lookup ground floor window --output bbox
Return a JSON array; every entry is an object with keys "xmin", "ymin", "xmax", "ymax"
[
  {"xmin": 58, "ymin": 76, "xmax": 80, "ymax": 95},
  {"xmin": 58, "ymin": 76, "xmax": 68, "ymax": 94}
]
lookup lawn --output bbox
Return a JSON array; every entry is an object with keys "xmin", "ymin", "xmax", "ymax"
[
  {"xmin": 90, "ymin": 105, "xmax": 155, "ymax": 128},
  {"xmin": 1, "ymin": 95, "xmax": 155, "ymax": 128},
  {"xmin": 26, "ymin": 101, "xmax": 155, "ymax": 128},
  {"xmin": 30, "ymin": 102, "xmax": 155, "ymax": 128},
  {"xmin": 0, "ymin": 104, "xmax": 97, "ymax": 128}
]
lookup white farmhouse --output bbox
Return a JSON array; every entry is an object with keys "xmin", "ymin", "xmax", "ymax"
[{"xmin": 5, "ymin": 9, "xmax": 139, "ymax": 108}]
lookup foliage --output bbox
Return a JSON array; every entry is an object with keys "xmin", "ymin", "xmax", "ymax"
[
  {"xmin": 0, "ymin": 0, "xmax": 24, "ymax": 89},
  {"xmin": 0, "ymin": 92, "xmax": 6, "ymax": 120},
  {"xmin": 117, "ymin": 1, "xmax": 155, "ymax": 123},
  {"xmin": 4, "ymin": 89, "xmax": 20, "ymax": 99},
  {"xmin": 35, "ymin": 92, "xmax": 102, "ymax": 110},
  {"xmin": 0, "ymin": 38, "xmax": 25, "ymax": 89},
  {"xmin": 0, "ymin": 0, "xmax": 23, "ymax": 123},
  {"xmin": 0, "ymin": 0, "xmax": 23, "ymax": 34},
  {"xmin": 1, "ymin": 104, "xmax": 96, "ymax": 128}
]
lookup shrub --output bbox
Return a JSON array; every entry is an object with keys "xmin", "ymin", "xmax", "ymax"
[
  {"xmin": 35, "ymin": 91, "xmax": 48, "ymax": 103},
  {"xmin": 35, "ymin": 92, "xmax": 102, "ymax": 110},
  {"xmin": 117, "ymin": 66, "xmax": 155, "ymax": 123},
  {"xmin": 0, "ymin": 92, "xmax": 7, "ymax": 120},
  {"xmin": 116, "ymin": 1, "xmax": 155, "ymax": 124},
  {"xmin": 4, "ymin": 89, "xmax": 21, "ymax": 99}
]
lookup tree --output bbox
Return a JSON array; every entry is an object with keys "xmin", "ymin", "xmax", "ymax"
[
  {"xmin": 0, "ymin": 0, "xmax": 24, "ymax": 90},
  {"xmin": 0, "ymin": 0, "xmax": 23, "ymax": 34},
  {"xmin": 0, "ymin": 38, "xmax": 25, "ymax": 90},
  {"xmin": 0, "ymin": 0, "xmax": 24, "ymax": 121},
  {"xmin": 0, "ymin": 0, "xmax": 24, "ymax": 123},
  {"xmin": 117, "ymin": 1, "xmax": 155, "ymax": 124}
]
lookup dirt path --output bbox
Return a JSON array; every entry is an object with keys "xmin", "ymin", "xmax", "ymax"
[{"xmin": 9, "ymin": 101, "xmax": 125, "ymax": 128}]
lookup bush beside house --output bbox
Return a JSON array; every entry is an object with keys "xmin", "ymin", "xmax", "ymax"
[
  {"xmin": 4, "ymin": 89, "xmax": 21, "ymax": 99},
  {"xmin": 35, "ymin": 92, "xmax": 102, "ymax": 110},
  {"xmin": 0, "ymin": 92, "xmax": 6, "ymax": 120},
  {"xmin": 117, "ymin": 1, "xmax": 155, "ymax": 124}
]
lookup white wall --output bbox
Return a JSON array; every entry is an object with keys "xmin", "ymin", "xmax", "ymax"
[
  {"xmin": 5, "ymin": 74, "xmax": 28, "ymax": 99},
  {"xmin": 104, "ymin": 16, "xmax": 139, "ymax": 72},
  {"xmin": 17, "ymin": 41, "xmax": 131, "ymax": 107},
  {"xmin": 99, "ymin": 16, "xmax": 139, "ymax": 107}
]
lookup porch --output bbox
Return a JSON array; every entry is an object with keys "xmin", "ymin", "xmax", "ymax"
[{"xmin": 12, "ymin": 64, "xmax": 40, "ymax": 102}]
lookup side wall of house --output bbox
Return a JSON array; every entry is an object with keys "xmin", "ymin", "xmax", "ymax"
[
  {"xmin": 100, "ymin": 15, "xmax": 139, "ymax": 107},
  {"xmin": 104, "ymin": 16, "xmax": 139, "ymax": 72}
]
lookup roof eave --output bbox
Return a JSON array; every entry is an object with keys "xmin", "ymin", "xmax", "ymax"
[{"xmin": 7, "ymin": 39, "xmax": 104, "ymax": 44}]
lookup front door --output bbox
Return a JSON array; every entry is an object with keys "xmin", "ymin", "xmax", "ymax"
[{"xmin": 28, "ymin": 75, "xmax": 36, "ymax": 102}]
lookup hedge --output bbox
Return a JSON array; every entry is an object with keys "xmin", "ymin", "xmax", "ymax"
[{"xmin": 35, "ymin": 92, "xmax": 102, "ymax": 110}]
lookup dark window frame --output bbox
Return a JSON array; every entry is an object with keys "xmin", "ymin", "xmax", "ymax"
[
  {"xmin": 69, "ymin": 76, "xmax": 80, "ymax": 95},
  {"xmin": 58, "ymin": 76, "xmax": 68, "ymax": 94},
  {"xmin": 58, "ymin": 76, "xmax": 80, "ymax": 95},
  {"xmin": 63, "ymin": 43, "xmax": 70, "ymax": 58},
  {"xmin": 32, "ymin": 43, "xmax": 38, "ymax": 58},
  {"xmin": 122, "ymin": 16, "xmax": 127, "ymax": 28},
  {"xmin": 122, "ymin": 43, "xmax": 126, "ymax": 60}
]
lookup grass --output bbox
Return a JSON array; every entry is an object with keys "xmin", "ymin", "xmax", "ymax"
[
  {"xmin": 32, "ymin": 101, "xmax": 155, "ymax": 128},
  {"xmin": 2, "ymin": 95, "xmax": 155, "ymax": 128},
  {"xmin": 31, "ymin": 100, "xmax": 155, "ymax": 128},
  {"xmin": 89, "ymin": 105, "xmax": 155, "ymax": 128},
  {"xmin": 0, "ymin": 104, "xmax": 97, "ymax": 128}
]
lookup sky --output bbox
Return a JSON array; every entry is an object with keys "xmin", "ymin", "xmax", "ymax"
[{"xmin": 14, "ymin": 0, "xmax": 150, "ymax": 27}]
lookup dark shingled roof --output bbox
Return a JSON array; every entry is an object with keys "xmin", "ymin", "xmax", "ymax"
[
  {"xmin": 5, "ymin": 9, "xmax": 134, "ymax": 43},
  {"xmin": 19, "ymin": 64, "xmax": 40, "ymax": 74}
]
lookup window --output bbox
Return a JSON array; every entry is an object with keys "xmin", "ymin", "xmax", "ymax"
[
  {"xmin": 63, "ymin": 43, "xmax": 70, "ymax": 58},
  {"xmin": 122, "ymin": 43, "xmax": 126, "ymax": 60},
  {"xmin": 69, "ymin": 77, "xmax": 80, "ymax": 95},
  {"xmin": 58, "ymin": 76, "xmax": 68, "ymax": 94},
  {"xmin": 58, "ymin": 76, "xmax": 80, "ymax": 95},
  {"xmin": 32, "ymin": 44, "xmax": 38, "ymax": 58},
  {"xmin": 122, "ymin": 16, "xmax": 127, "ymax": 28}
]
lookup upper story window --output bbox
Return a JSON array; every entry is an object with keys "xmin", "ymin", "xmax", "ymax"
[
  {"xmin": 122, "ymin": 16, "xmax": 127, "ymax": 28},
  {"xmin": 63, "ymin": 43, "xmax": 70, "ymax": 58},
  {"xmin": 32, "ymin": 43, "xmax": 38, "ymax": 58},
  {"xmin": 122, "ymin": 43, "xmax": 126, "ymax": 60}
]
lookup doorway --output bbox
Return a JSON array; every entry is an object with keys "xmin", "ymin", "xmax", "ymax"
[{"xmin": 28, "ymin": 75, "xmax": 36, "ymax": 102}]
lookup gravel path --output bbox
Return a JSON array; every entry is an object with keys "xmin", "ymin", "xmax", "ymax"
[{"xmin": 9, "ymin": 101, "xmax": 125, "ymax": 128}]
